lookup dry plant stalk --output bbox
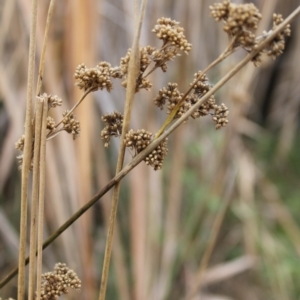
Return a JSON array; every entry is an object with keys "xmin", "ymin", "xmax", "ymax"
[
  {"xmin": 98, "ymin": 0, "xmax": 148, "ymax": 298},
  {"xmin": 2, "ymin": 1, "xmax": 299, "ymax": 300},
  {"xmin": 17, "ymin": 0, "xmax": 38, "ymax": 299},
  {"xmin": 35, "ymin": 99, "xmax": 48, "ymax": 300},
  {"xmin": 28, "ymin": 100, "xmax": 44, "ymax": 300}
]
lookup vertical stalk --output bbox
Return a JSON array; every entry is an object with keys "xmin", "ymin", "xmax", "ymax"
[
  {"xmin": 18, "ymin": 0, "xmax": 38, "ymax": 299},
  {"xmin": 98, "ymin": 1, "xmax": 148, "ymax": 299},
  {"xmin": 36, "ymin": 99, "xmax": 48, "ymax": 300},
  {"xmin": 28, "ymin": 100, "xmax": 44, "ymax": 300},
  {"xmin": 36, "ymin": 0, "xmax": 57, "ymax": 97}
]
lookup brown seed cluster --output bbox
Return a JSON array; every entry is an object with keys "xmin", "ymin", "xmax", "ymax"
[
  {"xmin": 210, "ymin": 0, "xmax": 262, "ymax": 49},
  {"xmin": 15, "ymin": 135, "xmax": 25, "ymax": 151},
  {"xmin": 46, "ymin": 116, "xmax": 56, "ymax": 130},
  {"xmin": 120, "ymin": 47, "xmax": 155, "ymax": 91},
  {"xmin": 189, "ymin": 72, "xmax": 216, "ymax": 119},
  {"xmin": 74, "ymin": 62, "xmax": 115, "ymax": 91},
  {"xmin": 39, "ymin": 263, "xmax": 81, "ymax": 300},
  {"xmin": 39, "ymin": 93, "xmax": 63, "ymax": 109},
  {"xmin": 101, "ymin": 112, "xmax": 124, "ymax": 148},
  {"xmin": 119, "ymin": 18, "xmax": 192, "ymax": 92},
  {"xmin": 154, "ymin": 83, "xmax": 190, "ymax": 118},
  {"xmin": 212, "ymin": 103, "xmax": 229, "ymax": 129},
  {"xmin": 124, "ymin": 129, "xmax": 168, "ymax": 170},
  {"xmin": 62, "ymin": 111, "xmax": 80, "ymax": 140},
  {"xmin": 210, "ymin": 1, "xmax": 291, "ymax": 66},
  {"xmin": 153, "ymin": 71, "xmax": 229, "ymax": 130},
  {"xmin": 152, "ymin": 17, "xmax": 192, "ymax": 54},
  {"xmin": 267, "ymin": 14, "xmax": 291, "ymax": 60}
]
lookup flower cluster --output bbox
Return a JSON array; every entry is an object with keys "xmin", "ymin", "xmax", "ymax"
[
  {"xmin": 46, "ymin": 116, "xmax": 56, "ymax": 130},
  {"xmin": 119, "ymin": 47, "xmax": 155, "ymax": 91},
  {"xmin": 119, "ymin": 18, "xmax": 192, "ymax": 92},
  {"xmin": 120, "ymin": 48, "xmax": 150, "ymax": 91},
  {"xmin": 100, "ymin": 112, "xmax": 124, "ymax": 148},
  {"xmin": 152, "ymin": 17, "xmax": 192, "ymax": 54},
  {"xmin": 189, "ymin": 72, "xmax": 216, "ymax": 119},
  {"xmin": 62, "ymin": 111, "xmax": 80, "ymax": 140},
  {"xmin": 210, "ymin": 0, "xmax": 262, "ymax": 49},
  {"xmin": 124, "ymin": 129, "xmax": 168, "ymax": 170},
  {"xmin": 153, "ymin": 71, "xmax": 229, "ymax": 129},
  {"xmin": 267, "ymin": 13, "xmax": 291, "ymax": 60},
  {"xmin": 154, "ymin": 83, "xmax": 190, "ymax": 119},
  {"xmin": 212, "ymin": 103, "xmax": 229, "ymax": 129},
  {"xmin": 74, "ymin": 62, "xmax": 116, "ymax": 92},
  {"xmin": 43, "ymin": 94, "xmax": 63, "ymax": 109},
  {"xmin": 210, "ymin": 1, "xmax": 291, "ymax": 66},
  {"xmin": 39, "ymin": 263, "xmax": 81, "ymax": 300}
]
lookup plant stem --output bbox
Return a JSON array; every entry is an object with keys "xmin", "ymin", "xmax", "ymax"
[
  {"xmin": 35, "ymin": 99, "xmax": 48, "ymax": 300},
  {"xmin": 28, "ymin": 100, "xmax": 43, "ymax": 300},
  {"xmin": 47, "ymin": 86, "xmax": 95, "ymax": 137},
  {"xmin": 36, "ymin": 0, "xmax": 57, "ymax": 97},
  {"xmin": 17, "ymin": 0, "xmax": 38, "ymax": 299},
  {"xmin": 98, "ymin": 1, "xmax": 148, "ymax": 299}
]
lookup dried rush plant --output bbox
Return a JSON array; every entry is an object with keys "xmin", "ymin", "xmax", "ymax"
[{"xmin": 1, "ymin": 1, "xmax": 300, "ymax": 300}]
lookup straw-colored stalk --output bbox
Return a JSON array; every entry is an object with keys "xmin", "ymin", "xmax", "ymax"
[
  {"xmin": 36, "ymin": 0, "xmax": 57, "ymax": 97},
  {"xmin": 35, "ymin": 99, "xmax": 48, "ymax": 300},
  {"xmin": 17, "ymin": 0, "xmax": 38, "ymax": 299},
  {"xmin": 98, "ymin": 1, "xmax": 148, "ymax": 299},
  {"xmin": 28, "ymin": 100, "xmax": 44, "ymax": 300}
]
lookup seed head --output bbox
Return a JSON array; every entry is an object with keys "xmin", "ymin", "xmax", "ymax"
[
  {"xmin": 124, "ymin": 129, "xmax": 168, "ymax": 170},
  {"xmin": 74, "ymin": 62, "xmax": 114, "ymax": 91},
  {"xmin": 101, "ymin": 112, "xmax": 124, "ymax": 148},
  {"xmin": 212, "ymin": 103, "xmax": 229, "ymax": 129},
  {"xmin": 46, "ymin": 116, "xmax": 56, "ymax": 130},
  {"xmin": 39, "ymin": 263, "xmax": 81, "ymax": 300},
  {"xmin": 62, "ymin": 111, "xmax": 80, "ymax": 140},
  {"xmin": 154, "ymin": 83, "xmax": 191, "ymax": 119},
  {"xmin": 189, "ymin": 71, "xmax": 216, "ymax": 119},
  {"xmin": 267, "ymin": 14, "xmax": 291, "ymax": 60},
  {"xmin": 210, "ymin": 1, "xmax": 262, "ymax": 49},
  {"xmin": 152, "ymin": 17, "xmax": 192, "ymax": 54}
]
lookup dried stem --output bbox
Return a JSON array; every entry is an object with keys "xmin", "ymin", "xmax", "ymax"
[
  {"xmin": 17, "ymin": 0, "xmax": 38, "ymax": 299},
  {"xmin": 46, "ymin": 86, "xmax": 95, "ymax": 139},
  {"xmin": 98, "ymin": 1, "xmax": 148, "ymax": 299},
  {"xmin": 2, "ymin": 5, "xmax": 300, "ymax": 290},
  {"xmin": 28, "ymin": 100, "xmax": 44, "ymax": 300},
  {"xmin": 35, "ymin": 99, "xmax": 48, "ymax": 300},
  {"xmin": 36, "ymin": 0, "xmax": 57, "ymax": 97}
]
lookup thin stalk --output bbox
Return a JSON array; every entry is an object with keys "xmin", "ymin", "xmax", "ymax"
[
  {"xmin": 17, "ymin": 0, "xmax": 38, "ymax": 299},
  {"xmin": 36, "ymin": 99, "xmax": 48, "ymax": 300},
  {"xmin": 98, "ymin": 1, "xmax": 148, "ymax": 299},
  {"xmin": 2, "ymin": 6, "xmax": 299, "ymax": 289},
  {"xmin": 36, "ymin": 0, "xmax": 57, "ymax": 97},
  {"xmin": 47, "ymin": 86, "xmax": 96, "ymax": 137},
  {"xmin": 27, "ymin": 100, "xmax": 43, "ymax": 300}
]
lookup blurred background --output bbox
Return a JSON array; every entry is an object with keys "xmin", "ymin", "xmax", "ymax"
[{"xmin": 0, "ymin": 0, "xmax": 300, "ymax": 299}]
